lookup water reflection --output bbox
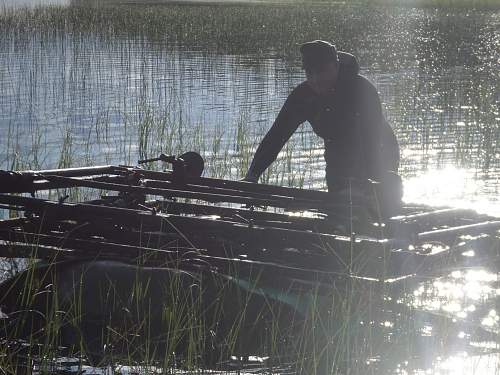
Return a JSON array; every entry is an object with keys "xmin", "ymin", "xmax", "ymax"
[
  {"xmin": 404, "ymin": 166, "xmax": 500, "ymax": 217},
  {"xmin": 404, "ymin": 267, "xmax": 500, "ymax": 374},
  {"xmin": 413, "ymin": 269, "xmax": 499, "ymax": 323},
  {"xmin": 438, "ymin": 353, "xmax": 500, "ymax": 375}
]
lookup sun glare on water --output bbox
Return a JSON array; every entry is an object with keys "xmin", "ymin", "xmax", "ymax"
[
  {"xmin": 410, "ymin": 268, "xmax": 500, "ymax": 374},
  {"xmin": 403, "ymin": 166, "xmax": 499, "ymax": 217}
]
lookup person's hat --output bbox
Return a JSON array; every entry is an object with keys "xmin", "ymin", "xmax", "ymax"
[{"xmin": 300, "ymin": 40, "xmax": 339, "ymax": 71}]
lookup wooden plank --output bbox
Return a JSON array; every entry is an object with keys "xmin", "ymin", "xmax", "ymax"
[
  {"xmin": 391, "ymin": 208, "xmax": 477, "ymax": 221},
  {"xmin": 0, "ymin": 243, "xmax": 78, "ymax": 259},
  {"xmin": 21, "ymin": 165, "xmax": 116, "ymax": 177},
  {"xmin": 41, "ymin": 175, "xmax": 330, "ymax": 211},
  {"xmin": 113, "ymin": 166, "xmax": 333, "ymax": 201},
  {"xmin": 8, "ymin": 165, "xmax": 331, "ymax": 201},
  {"xmin": 0, "ymin": 194, "xmax": 383, "ymax": 249},
  {"xmin": 418, "ymin": 221, "xmax": 500, "ymax": 241}
]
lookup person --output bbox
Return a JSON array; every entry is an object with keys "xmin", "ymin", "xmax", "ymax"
[{"xmin": 244, "ymin": 40, "xmax": 402, "ymax": 216}]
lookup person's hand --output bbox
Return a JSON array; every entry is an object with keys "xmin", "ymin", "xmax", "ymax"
[{"xmin": 240, "ymin": 172, "xmax": 258, "ymax": 183}]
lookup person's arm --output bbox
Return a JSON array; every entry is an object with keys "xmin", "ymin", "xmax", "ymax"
[{"xmin": 244, "ymin": 88, "xmax": 307, "ymax": 182}]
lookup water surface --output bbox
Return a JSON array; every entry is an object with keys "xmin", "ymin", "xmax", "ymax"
[{"xmin": 0, "ymin": 3, "xmax": 497, "ymax": 212}]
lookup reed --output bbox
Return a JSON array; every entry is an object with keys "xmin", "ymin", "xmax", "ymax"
[{"xmin": 0, "ymin": 251, "xmax": 412, "ymax": 374}]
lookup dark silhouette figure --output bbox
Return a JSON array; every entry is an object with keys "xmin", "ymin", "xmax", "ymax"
[{"xmin": 245, "ymin": 40, "xmax": 401, "ymax": 215}]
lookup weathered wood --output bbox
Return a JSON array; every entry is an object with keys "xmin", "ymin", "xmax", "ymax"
[
  {"xmin": 2, "ymin": 163, "xmax": 499, "ymax": 282},
  {"xmin": 114, "ymin": 166, "xmax": 332, "ymax": 201},
  {"xmin": 1, "ymin": 195, "xmax": 425, "ymax": 279},
  {"xmin": 0, "ymin": 194, "xmax": 383, "ymax": 250},
  {"xmin": 10, "ymin": 165, "xmax": 332, "ymax": 202},
  {"xmin": 41, "ymin": 174, "xmax": 332, "ymax": 211},
  {"xmin": 0, "ymin": 230, "xmax": 186, "ymax": 259},
  {"xmin": 152, "ymin": 200, "xmax": 354, "ymax": 233},
  {"xmin": 390, "ymin": 208, "xmax": 477, "ymax": 221},
  {"xmin": 21, "ymin": 165, "xmax": 116, "ymax": 177},
  {"xmin": 0, "ymin": 242, "xmax": 79, "ymax": 259},
  {"xmin": 0, "ymin": 166, "xmax": 118, "ymax": 193},
  {"xmin": 141, "ymin": 178, "xmax": 363, "ymax": 210},
  {"xmin": 418, "ymin": 221, "xmax": 500, "ymax": 241}
]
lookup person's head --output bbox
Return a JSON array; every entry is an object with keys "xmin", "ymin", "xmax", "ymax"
[{"xmin": 300, "ymin": 40, "xmax": 339, "ymax": 95}]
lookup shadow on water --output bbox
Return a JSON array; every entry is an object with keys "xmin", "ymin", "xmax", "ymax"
[{"xmin": 0, "ymin": 2, "xmax": 499, "ymax": 374}]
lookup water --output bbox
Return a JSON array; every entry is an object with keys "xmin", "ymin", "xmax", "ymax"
[
  {"xmin": 1, "ymin": 0, "xmax": 68, "ymax": 6},
  {"xmin": 0, "ymin": 3, "xmax": 497, "ymax": 213},
  {"xmin": 0, "ymin": 2, "xmax": 499, "ymax": 374}
]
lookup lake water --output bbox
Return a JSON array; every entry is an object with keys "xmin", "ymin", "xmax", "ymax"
[
  {"xmin": 0, "ymin": 2, "xmax": 499, "ymax": 374},
  {"xmin": 0, "ymin": 2, "xmax": 498, "ymax": 214},
  {"xmin": 1, "ymin": 0, "xmax": 67, "ymax": 6}
]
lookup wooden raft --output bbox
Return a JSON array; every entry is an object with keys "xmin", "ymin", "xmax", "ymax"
[{"xmin": 0, "ymin": 161, "xmax": 499, "ymax": 291}]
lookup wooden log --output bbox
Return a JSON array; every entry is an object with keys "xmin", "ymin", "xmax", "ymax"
[
  {"xmin": 390, "ymin": 208, "xmax": 477, "ymax": 222},
  {"xmin": 2, "ymin": 167, "xmax": 377, "ymax": 219},
  {"xmin": 141, "ymin": 178, "xmax": 362, "ymax": 209},
  {"xmin": 0, "ymin": 193, "xmax": 386, "ymax": 249},
  {"xmin": 22, "ymin": 165, "xmax": 116, "ymax": 178},
  {"xmin": 0, "ymin": 230, "xmax": 187, "ymax": 259},
  {"xmin": 152, "ymin": 200, "xmax": 353, "ymax": 233},
  {"xmin": 0, "ymin": 228, "xmax": 343, "ymax": 275},
  {"xmin": 0, "ymin": 217, "xmax": 29, "ymax": 229},
  {"xmin": 2, "ymin": 194, "xmax": 469, "ymax": 279},
  {"xmin": 0, "ymin": 166, "xmax": 118, "ymax": 193},
  {"xmin": 0, "ymin": 195, "xmax": 418, "ymax": 277},
  {"xmin": 9, "ymin": 165, "xmax": 331, "ymax": 202},
  {"xmin": 113, "ymin": 166, "xmax": 333, "ymax": 201},
  {"xmin": 417, "ymin": 221, "xmax": 500, "ymax": 242},
  {"xmin": 0, "ymin": 242, "xmax": 78, "ymax": 259},
  {"xmin": 41, "ymin": 175, "xmax": 330, "ymax": 211},
  {"xmin": 115, "ymin": 165, "xmax": 375, "ymax": 206}
]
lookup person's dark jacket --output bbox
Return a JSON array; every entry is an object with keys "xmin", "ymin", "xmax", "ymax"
[{"xmin": 246, "ymin": 52, "xmax": 399, "ymax": 191}]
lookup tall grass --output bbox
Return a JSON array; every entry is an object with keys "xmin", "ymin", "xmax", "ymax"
[{"xmin": 1, "ymin": 246, "xmax": 426, "ymax": 374}]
